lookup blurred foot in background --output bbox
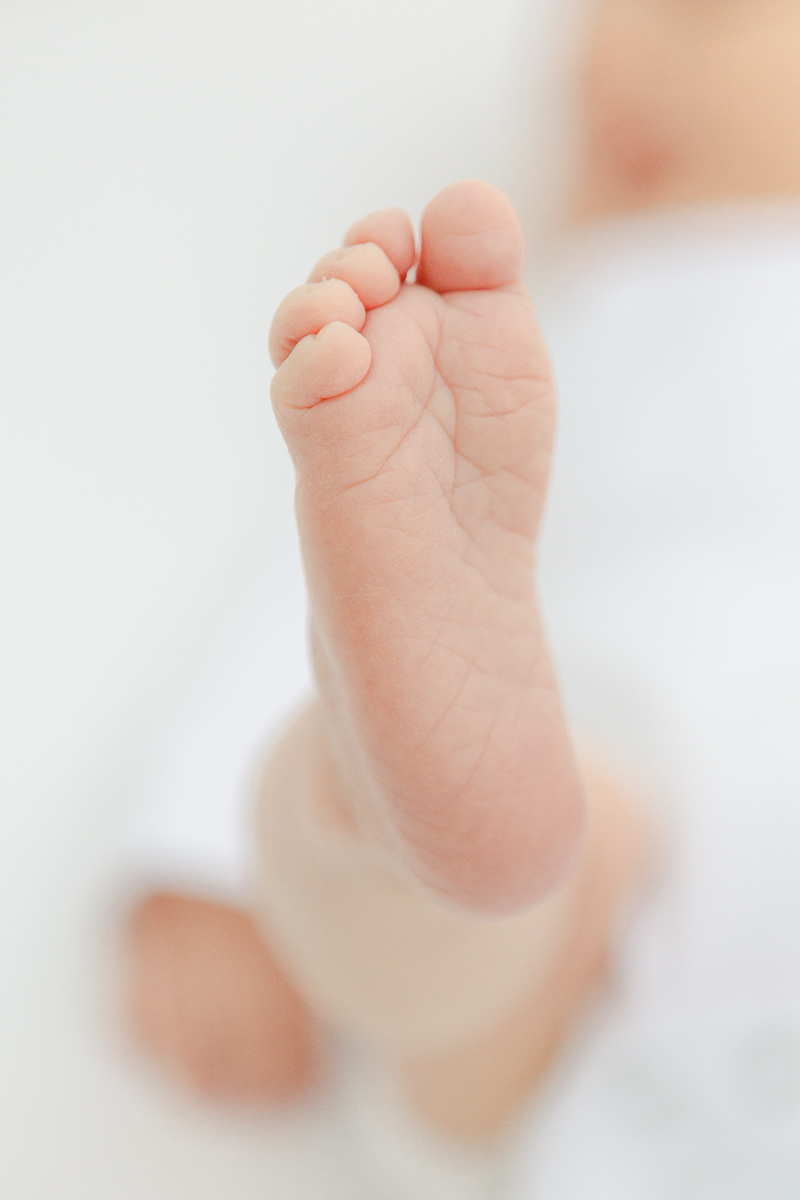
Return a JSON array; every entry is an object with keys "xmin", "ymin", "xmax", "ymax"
[{"xmin": 127, "ymin": 891, "xmax": 321, "ymax": 1104}]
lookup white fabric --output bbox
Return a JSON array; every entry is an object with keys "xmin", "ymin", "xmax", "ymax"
[
  {"xmin": 124, "ymin": 529, "xmax": 311, "ymax": 900},
  {"xmin": 333, "ymin": 1044, "xmax": 510, "ymax": 1200},
  {"xmin": 512, "ymin": 204, "xmax": 800, "ymax": 1198},
  {"xmin": 129, "ymin": 203, "xmax": 800, "ymax": 1196}
]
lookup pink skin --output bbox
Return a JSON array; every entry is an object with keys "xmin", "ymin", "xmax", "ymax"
[
  {"xmin": 270, "ymin": 181, "xmax": 584, "ymax": 914},
  {"xmin": 127, "ymin": 892, "xmax": 320, "ymax": 1103}
]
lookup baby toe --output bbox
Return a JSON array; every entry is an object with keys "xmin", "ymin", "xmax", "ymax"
[
  {"xmin": 417, "ymin": 180, "xmax": 525, "ymax": 294},
  {"xmin": 308, "ymin": 242, "xmax": 401, "ymax": 310},
  {"xmin": 343, "ymin": 207, "xmax": 416, "ymax": 281},
  {"xmin": 271, "ymin": 321, "xmax": 371, "ymax": 419},
  {"xmin": 270, "ymin": 279, "xmax": 366, "ymax": 367}
]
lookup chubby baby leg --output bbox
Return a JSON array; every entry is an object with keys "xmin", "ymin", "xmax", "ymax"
[{"xmin": 256, "ymin": 183, "xmax": 648, "ymax": 1137}]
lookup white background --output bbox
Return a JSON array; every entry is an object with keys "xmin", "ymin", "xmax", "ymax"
[{"xmin": 0, "ymin": 0, "xmax": 579, "ymax": 1194}]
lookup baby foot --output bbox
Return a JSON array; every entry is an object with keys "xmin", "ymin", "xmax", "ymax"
[
  {"xmin": 270, "ymin": 182, "xmax": 583, "ymax": 914},
  {"xmin": 127, "ymin": 892, "xmax": 321, "ymax": 1102}
]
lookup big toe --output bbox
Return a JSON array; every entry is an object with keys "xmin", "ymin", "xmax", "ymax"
[{"xmin": 416, "ymin": 180, "xmax": 525, "ymax": 294}]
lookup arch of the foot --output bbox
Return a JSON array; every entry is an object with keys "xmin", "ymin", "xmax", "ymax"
[{"xmin": 417, "ymin": 180, "xmax": 526, "ymax": 294}]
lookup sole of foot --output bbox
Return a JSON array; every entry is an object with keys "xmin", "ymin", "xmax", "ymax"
[{"xmin": 270, "ymin": 181, "xmax": 584, "ymax": 915}]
